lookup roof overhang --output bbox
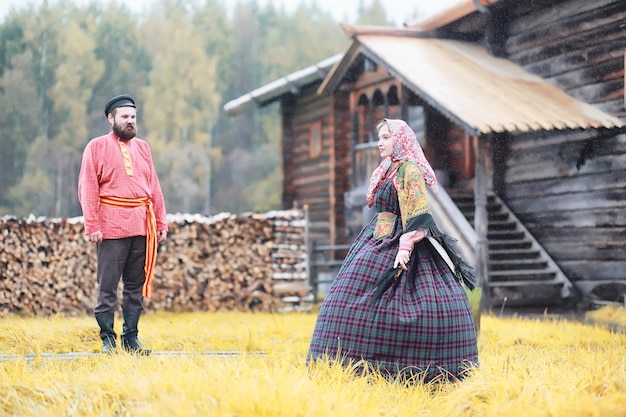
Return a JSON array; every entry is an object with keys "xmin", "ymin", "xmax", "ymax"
[
  {"xmin": 404, "ymin": 0, "xmax": 501, "ymax": 31},
  {"xmin": 223, "ymin": 54, "xmax": 342, "ymax": 116},
  {"xmin": 319, "ymin": 34, "xmax": 624, "ymax": 135}
]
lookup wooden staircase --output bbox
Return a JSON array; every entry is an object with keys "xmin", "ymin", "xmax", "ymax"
[{"xmin": 450, "ymin": 192, "xmax": 577, "ymax": 309}]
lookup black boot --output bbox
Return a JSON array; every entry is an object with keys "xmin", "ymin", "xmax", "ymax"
[
  {"xmin": 121, "ymin": 309, "xmax": 151, "ymax": 355},
  {"xmin": 95, "ymin": 312, "xmax": 117, "ymax": 354}
]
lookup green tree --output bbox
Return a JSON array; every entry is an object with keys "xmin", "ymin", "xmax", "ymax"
[
  {"xmin": 0, "ymin": 3, "xmax": 65, "ymax": 216},
  {"xmin": 0, "ymin": 14, "xmax": 39, "ymax": 212},
  {"xmin": 2, "ymin": 1, "xmax": 117, "ymax": 217},
  {"xmin": 4, "ymin": 136, "xmax": 55, "ymax": 216},
  {"xmin": 192, "ymin": 0, "xmax": 232, "ymax": 213},
  {"xmin": 213, "ymin": 0, "xmax": 347, "ymax": 213},
  {"xmin": 88, "ymin": 1, "xmax": 152, "ymax": 140},
  {"xmin": 0, "ymin": 17, "xmax": 25, "ymax": 78},
  {"xmin": 0, "ymin": 52, "xmax": 39, "ymax": 213},
  {"xmin": 48, "ymin": 9, "xmax": 104, "ymax": 216},
  {"xmin": 141, "ymin": 0, "xmax": 221, "ymax": 214},
  {"xmin": 356, "ymin": 0, "xmax": 393, "ymax": 26}
]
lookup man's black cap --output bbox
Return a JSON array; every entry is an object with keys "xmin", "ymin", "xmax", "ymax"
[{"xmin": 104, "ymin": 94, "xmax": 136, "ymax": 116}]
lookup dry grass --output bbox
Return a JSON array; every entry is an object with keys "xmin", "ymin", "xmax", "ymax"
[
  {"xmin": 587, "ymin": 305, "xmax": 626, "ymax": 328},
  {"xmin": 1, "ymin": 308, "xmax": 625, "ymax": 417}
]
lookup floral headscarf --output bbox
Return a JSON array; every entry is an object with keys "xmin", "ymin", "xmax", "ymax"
[{"xmin": 366, "ymin": 118, "xmax": 438, "ymax": 206}]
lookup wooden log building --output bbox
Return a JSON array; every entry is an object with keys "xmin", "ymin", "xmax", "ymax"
[{"xmin": 224, "ymin": 0, "xmax": 626, "ymax": 311}]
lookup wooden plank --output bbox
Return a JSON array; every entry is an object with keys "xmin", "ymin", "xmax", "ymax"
[
  {"xmin": 524, "ymin": 39, "xmax": 625, "ymax": 79},
  {"xmin": 548, "ymin": 57, "xmax": 625, "ymax": 90},
  {"xmin": 507, "ymin": 189, "xmax": 626, "ymax": 213},
  {"xmin": 0, "ymin": 350, "xmax": 267, "ymax": 362},
  {"xmin": 559, "ymin": 260, "xmax": 626, "ymax": 281},
  {"xmin": 291, "ymin": 175, "xmax": 331, "ymax": 190},
  {"xmin": 505, "ymin": 154, "xmax": 626, "ymax": 183},
  {"xmin": 508, "ymin": 129, "xmax": 597, "ymax": 150},
  {"xmin": 510, "ymin": 133, "xmax": 626, "ymax": 162},
  {"xmin": 506, "ymin": 0, "xmax": 623, "ymax": 35},
  {"xmin": 506, "ymin": 173, "xmax": 626, "ymax": 199},
  {"xmin": 593, "ymin": 99, "xmax": 626, "ymax": 117},
  {"xmin": 474, "ymin": 137, "xmax": 491, "ymax": 313},
  {"xmin": 565, "ymin": 78, "xmax": 625, "ymax": 105},
  {"xmin": 527, "ymin": 225, "xmax": 626, "ymax": 241},
  {"xmin": 517, "ymin": 207, "xmax": 626, "ymax": 228},
  {"xmin": 509, "ymin": 22, "xmax": 626, "ymax": 67},
  {"xmin": 506, "ymin": 0, "xmax": 625, "ymax": 56},
  {"xmin": 529, "ymin": 240, "xmax": 626, "ymax": 261}
]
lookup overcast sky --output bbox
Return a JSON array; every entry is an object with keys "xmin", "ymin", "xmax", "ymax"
[{"xmin": 0, "ymin": 0, "xmax": 457, "ymax": 26}]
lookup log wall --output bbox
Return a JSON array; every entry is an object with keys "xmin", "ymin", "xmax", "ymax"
[
  {"xmin": 498, "ymin": 0, "xmax": 626, "ymax": 292},
  {"xmin": 0, "ymin": 210, "xmax": 311, "ymax": 316},
  {"xmin": 281, "ymin": 84, "xmax": 344, "ymax": 245}
]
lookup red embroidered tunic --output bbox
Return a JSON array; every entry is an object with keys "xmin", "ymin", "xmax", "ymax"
[{"xmin": 78, "ymin": 132, "xmax": 168, "ymax": 239}]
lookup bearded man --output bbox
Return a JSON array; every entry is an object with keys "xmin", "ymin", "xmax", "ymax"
[{"xmin": 78, "ymin": 94, "xmax": 168, "ymax": 354}]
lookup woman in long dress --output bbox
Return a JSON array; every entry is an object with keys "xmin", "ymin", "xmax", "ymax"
[{"xmin": 307, "ymin": 118, "xmax": 479, "ymax": 382}]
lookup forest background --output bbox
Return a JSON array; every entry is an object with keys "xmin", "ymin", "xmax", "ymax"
[{"xmin": 0, "ymin": 0, "xmax": 423, "ymax": 218}]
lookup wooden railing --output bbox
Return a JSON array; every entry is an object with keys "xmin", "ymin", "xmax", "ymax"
[
  {"xmin": 426, "ymin": 186, "xmax": 478, "ymax": 268},
  {"xmin": 308, "ymin": 243, "xmax": 351, "ymax": 301}
]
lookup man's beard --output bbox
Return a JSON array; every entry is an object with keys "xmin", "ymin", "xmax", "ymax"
[{"xmin": 113, "ymin": 122, "xmax": 136, "ymax": 140}]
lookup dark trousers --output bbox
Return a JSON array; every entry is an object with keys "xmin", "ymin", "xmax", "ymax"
[{"xmin": 94, "ymin": 236, "xmax": 146, "ymax": 314}]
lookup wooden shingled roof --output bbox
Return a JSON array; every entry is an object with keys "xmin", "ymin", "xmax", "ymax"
[{"xmin": 319, "ymin": 24, "xmax": 624, "ymax": 135}]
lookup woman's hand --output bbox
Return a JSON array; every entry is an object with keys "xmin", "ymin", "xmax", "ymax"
[{"xmin": 394, "ymin": 249, "xmax": 411, "ymax": 270}]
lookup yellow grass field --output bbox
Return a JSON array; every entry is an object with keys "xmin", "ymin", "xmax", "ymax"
[{"xmin": 1, "ymin": 307, "xmax": 625, "ymax": 417}]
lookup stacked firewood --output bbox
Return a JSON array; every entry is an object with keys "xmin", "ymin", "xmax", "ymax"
[{"xmin": 0, "ymin": 211, "xmax": 312, "ymax": 316}]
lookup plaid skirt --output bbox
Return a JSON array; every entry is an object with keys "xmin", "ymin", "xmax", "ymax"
[{"xmin": 307, "ymin": 206, "xmax": 479, "ymax": 381}]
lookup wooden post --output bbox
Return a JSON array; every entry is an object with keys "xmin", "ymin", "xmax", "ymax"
[
  {"xmin": 303, "ymin": 204, "xmax": 315, "ymax": 301},
  {"xmin": 473, "ymin": 135, "xmax": 491, "ymax": 326},
  {"xmin": 401, "ymin": 85, "xmax": 409, "ymax": 122}
]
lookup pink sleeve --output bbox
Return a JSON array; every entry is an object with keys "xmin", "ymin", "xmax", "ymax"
[
  {"xmin": 146, "ymin": 146, "xmax": 168, "ymax": 232},
  {"xmin": 399, "ymin": 229, "xmax": 427, "ymax": 252},
  {"xmin": 77, "ymin": 142, "xmax": 101, "ymax": 235},
  {"xmin": 151, "ymin": 170, "xmax": 168, "ymax": 232}
]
